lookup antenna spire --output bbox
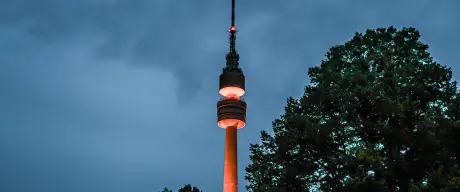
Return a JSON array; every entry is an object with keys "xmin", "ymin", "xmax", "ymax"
[
  {"xmin": 225, "ymin": 0, "xmax": 240, "ymax": 71},
  {"xmin": 231, "ymin": 0, "xmax": 235, "ymax": 27}
]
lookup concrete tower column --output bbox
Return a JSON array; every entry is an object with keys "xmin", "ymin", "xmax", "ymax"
[{"xmin": 223, "ymin": 125, "xmax": 238, "ymax": 192}]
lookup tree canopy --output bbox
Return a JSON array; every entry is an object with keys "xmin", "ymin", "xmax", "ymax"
[
  {"xmin": 161, "ymin": 184, "xmax": 201, "ymax": 192},
  {"xmin": 245, "ymin": 27, "xmax": 460, "ymax": 191}
]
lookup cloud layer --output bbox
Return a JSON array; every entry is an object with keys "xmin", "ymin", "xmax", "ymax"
[{"xmin": 1, "ymin": 0, "xmax": 459, "ymax": 191}]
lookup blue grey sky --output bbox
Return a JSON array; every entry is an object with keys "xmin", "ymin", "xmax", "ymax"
[{"xmin": 1, "ymin": 0, "xmax": 459, "ymax": 191}]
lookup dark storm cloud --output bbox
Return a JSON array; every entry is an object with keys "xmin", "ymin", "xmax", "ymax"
[{"xmin": 1, "ymin": 0, "xmax": 459, "ymax": 191}]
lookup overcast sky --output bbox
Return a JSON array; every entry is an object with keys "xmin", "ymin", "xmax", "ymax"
[{"xmin": 1, "ymin": 0, "xmax": 459, "ymax": 191}]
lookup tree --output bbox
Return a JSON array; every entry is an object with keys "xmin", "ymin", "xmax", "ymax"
[
  {"xmin": 177, "ymin": 184, "xmax": 201, "ymax": 192},
  {"xmin": 245, "ymin": 27, "xmax": 460, "ymax": 191},
  {"xmin": 160, "ymin": 184, "xmax": 201, "ymax": 192}
]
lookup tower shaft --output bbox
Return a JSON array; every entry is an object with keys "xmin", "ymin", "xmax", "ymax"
[{"xmin": 223, "ymin": 125, "xmax": 238, "ymax": 192}]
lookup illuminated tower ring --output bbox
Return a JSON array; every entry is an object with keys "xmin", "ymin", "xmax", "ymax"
[
  {"xmin": 217, "ymin": 68, "xmax": 246, "ymax": 129},
  {"xmin": 217, "ymin": 0, "xmax": 246, "ymax": 191}
]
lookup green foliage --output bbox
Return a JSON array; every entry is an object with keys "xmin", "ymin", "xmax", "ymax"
[
  {"xmin": 160, "ymin": 184, "xmax": 201, "ymax": 192},
  {"xmin": 245, "ymin": 27, "xmax": 460, "ymax": 191},
  {"xmin": 177, "ymin": 184, "xmax": 201, "ymax": 192}
]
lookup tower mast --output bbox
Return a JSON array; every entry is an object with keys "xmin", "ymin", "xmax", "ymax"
[
  {"xmin": 216, "ymin": 0, "xmax": 246, "ymax": 191},
  {"xmin": 229, "ymin": 0, "xmax": 236, "ymax": 55},
  {"xmin": 225, "ymin": 0, "xmax": 239, "ymax": 71},
  {"xmin": 231, "ymin": 0, "xmax": 235, "ymax": 27}
]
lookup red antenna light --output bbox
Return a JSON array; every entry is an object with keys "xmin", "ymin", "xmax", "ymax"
[{"xmin": 229, "ymin": 26, "xmax": 236, "ymax": 32}]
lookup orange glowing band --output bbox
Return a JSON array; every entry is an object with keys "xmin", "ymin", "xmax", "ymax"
[
  {"xmin": 223, "ymin": 93, "xmax": 240, "ymax": 100},
  {"xmin": 218, "ymin": 119, "xmax": 246, "ymax": 129},
  {"xmin": 219, "ymin": 86, "xmax": 245, "ymax": 97}
]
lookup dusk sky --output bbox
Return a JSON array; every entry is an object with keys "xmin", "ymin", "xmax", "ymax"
[{"xmin": 1, "ymin": 0, "xmax": 459, "ymax": 191}]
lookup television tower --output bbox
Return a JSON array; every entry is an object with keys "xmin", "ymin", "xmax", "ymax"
[{"xmin": 216, "ymin": 0, "xmax": 246, "ymax": 191}]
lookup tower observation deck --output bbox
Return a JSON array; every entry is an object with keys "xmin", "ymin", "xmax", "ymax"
[{"xmin": 216, "ymin": 0, "xmax": 246, "ymax": 191}]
